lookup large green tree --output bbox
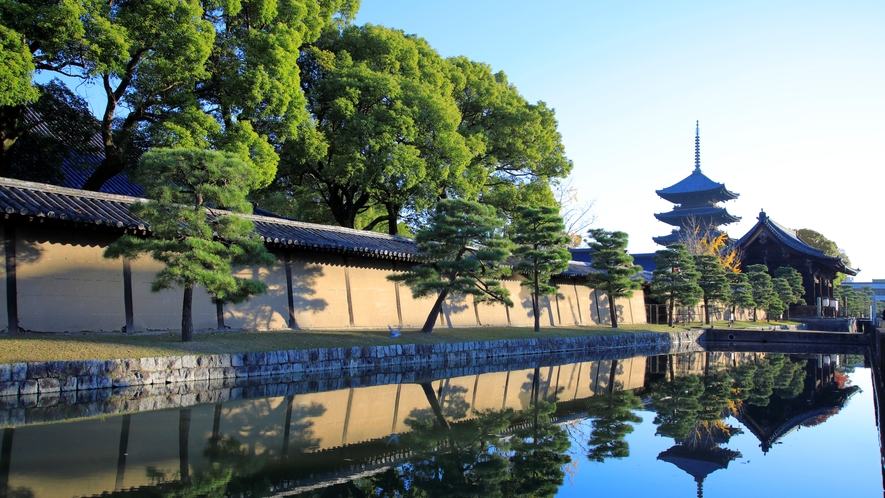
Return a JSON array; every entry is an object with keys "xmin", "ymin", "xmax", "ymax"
[
  {"xmin": 511, "ymin": 205, "xmax": 571, "ymax": 332},
  {"xmin": 448, "ymin": 57, "xmax": 572, "ymax": 216},
  {"xmin": 267, "ymin": 24, "xmax": 471, "ymax": 234},
  {"xmin": 693, "ymin": 254, "xmax": 730, "ymax": 325},
  {"xmin": 388, "ymin": 199, "xmax": 512, "ymax": 334},
  {"xmin": 796, "ymin": 228, "xmax": 852, "ymax": 284},
  {"xmin": 583, "ymin": 229, "xmax": 642, "ymax": 328},
  {"xmin": 651, "ymin": 244, "xmax": 702, "ymax": 327},
  {"xmin": 1, "ymin": 0, "xmax": 358, "ymax": 191},
  {"xmin": 104, "ymin": 149, "xmax": 274, "ymax": 342},
  {"xmin": 585, "ymin": 390, "xmax": 642, "ymax": 463}
]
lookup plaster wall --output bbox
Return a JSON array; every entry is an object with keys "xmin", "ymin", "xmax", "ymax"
[
  {"xmin": 129, "ymin": 256, "xmax": 216, "ymax": 331},
  {"xmin": 15, "ymin": 227, "xmax": 124, "ymax": 332},
  {"xmin": 287, "ymin": 254, "xmax": 349, "ymax": 329},
  {"xmin": 225, "ymin": 254, "xmax": 289, "ymax": 330},
  {"xmin": 0, "ymin": 225, "xmax": 7, "ymax": 329}
]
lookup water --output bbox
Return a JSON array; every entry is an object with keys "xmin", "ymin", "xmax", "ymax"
[{"xmin": 0, "ymin": 350, "xmax": 880, "ymax": 497}]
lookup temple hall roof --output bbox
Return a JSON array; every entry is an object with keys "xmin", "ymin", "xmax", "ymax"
[
  {"xmin": 733, "ymin": 210, "xmax": 858, "ymax": 276},
  {"xmin": 654, "ymin": 205, "xmax": 741, "ymax": 227}
]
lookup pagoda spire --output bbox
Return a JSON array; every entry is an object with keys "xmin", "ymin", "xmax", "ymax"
[{"xmin": 694, "ymin": 120, "xmax": 701, "ymax": 172}]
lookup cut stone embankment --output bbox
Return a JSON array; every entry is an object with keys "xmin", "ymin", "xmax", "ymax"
[{"xmin": 0, "ymin": 330, "xmax": 702, "ymax": 427}]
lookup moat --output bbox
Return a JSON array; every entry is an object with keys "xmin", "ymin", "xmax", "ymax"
[{"xmin": 0, "ymin": 347, "xmax": 879, "ymax": 497}]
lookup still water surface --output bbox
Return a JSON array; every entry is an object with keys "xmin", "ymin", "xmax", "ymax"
[{"xmin": 1, "ymin": 350, "xmax": 880, "ymax": 497}]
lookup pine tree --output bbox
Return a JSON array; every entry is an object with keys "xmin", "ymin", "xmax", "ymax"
[
  {"xmin": 583, "ymin": 229, "xmax": 643, "ymax": 328},
  {"xmin": 746, "ymin": 264, "xmax": 776, "ymax": 322},
  {"xmin": 651, "ymin": 244, "xmax": 702, "ymax": 327},
  {"xmin": 511, "ymin": 205, "xmax": 571, "ymax": 332},
  {"xmin": 104, "ymin": 149, "xmax": 274, "ymax": 342},
  {"xmin": 388, "ymin": 199, "xmax": 512, "ymax": 333},
  {"xmin": 726, "ymin": 271, "xmax": 755, "ymax": 322},
  {"xmin": 693, "ymin": 254, "xmax": 730, "ymax": 325}
]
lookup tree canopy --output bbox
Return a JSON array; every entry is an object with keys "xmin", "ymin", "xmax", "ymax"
[
  {"xmin": 693, "ymin": 254, "xmax": 729, "ymax": 325},
  {"xmin": 650, "ymin": 244, "xmax": 702, "ymax": 327}
]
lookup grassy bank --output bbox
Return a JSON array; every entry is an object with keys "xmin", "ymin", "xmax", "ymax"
[{"xmin": 0, "ymin": 320, "xmax": 799, "ymax": 364}]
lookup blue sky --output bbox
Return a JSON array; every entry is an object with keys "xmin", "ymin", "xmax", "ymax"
[{"xmin": 355, "ymin": 0, "xmax": 885, "ymax": 279}]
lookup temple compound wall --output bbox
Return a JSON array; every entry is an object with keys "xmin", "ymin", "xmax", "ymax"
[{"xmin": 1, "ymin": 224, "xmax": 646, "ymax": 333}]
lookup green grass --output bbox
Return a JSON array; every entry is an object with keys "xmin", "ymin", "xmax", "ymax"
[
  {"xmin": 0, "ymin": 324, "xmax": 686, "ymax": 364},
  {"xmin": 0, "ymin": 320, "xmax": 806, "ymax": 364}
]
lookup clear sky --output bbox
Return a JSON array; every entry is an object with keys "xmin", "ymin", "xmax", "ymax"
[{"xmin": 354, "ymin": 0, "xmax": 885, "ymax": 280}]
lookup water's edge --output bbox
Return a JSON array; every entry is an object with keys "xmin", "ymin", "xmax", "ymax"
[{"xmin": 0, "ymin": 331, "xmax": 703, "ymax": 427}]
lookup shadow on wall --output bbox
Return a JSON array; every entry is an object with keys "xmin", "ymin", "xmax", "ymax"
[
  {"xmin": 441, "ymin": 293, "xmax": 470, "ymax": 328},
  {"xmin": 289, "ymin": 259, "xmax": 329, "ymax": 329}
]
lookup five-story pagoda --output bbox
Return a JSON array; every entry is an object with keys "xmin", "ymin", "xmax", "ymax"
[{"xmin": 653, "ymin": 122, "xmax": 740, "ymax": 246}]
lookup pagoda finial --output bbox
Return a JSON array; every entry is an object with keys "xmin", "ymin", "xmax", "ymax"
[{"xmin": 694, "ymin": 120, "xmax": 701, "ymax": 172}]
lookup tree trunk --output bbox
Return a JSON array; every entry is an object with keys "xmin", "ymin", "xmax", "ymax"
[
  {"xmin": 386, "ymin": 202, "xmax": 399, "ymax": 236},
  {"xmin": 421, "ymin": 288, "xmax": 449, "ymax": 333},
  {"xmin": 215, "ymin": 301, "xmax": 225, "ymax": 330},
  {"xmin": 704, "ymin": 297, "xmax": 711, "ymax": 325},
  {"xmin": 667, "ymin": 297, "xmax": 674, "ymax": 327},
  {"xmin": 83, "ymin": 143, "xmax": 126, "ymax": 191},
  {"xmin": 533, "ymin": 278, "xmax": 541, "ymax": 332},
  {"xmin": 609, "ymin": 294, "xmax": 619, "ymax": 329},
  {"xmin": 0, "ymin": 105, "xmax": 25, "ymax": 174},
  {"xmin": 182, "ymin": 284, "xmax": 194, "ymax": 342}
]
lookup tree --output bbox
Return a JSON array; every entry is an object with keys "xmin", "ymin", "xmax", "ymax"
[
  {"xmin": 583, "ymin": 229, "xmax": 642, "ymax": 328},
  {"xmin": 746, "ymin": 264, "xmax": 776, "ymax": 322},
  {"xmin": 511, "ymin": 205, "xmax": 571, "ymax": 332},
  {"xmin": 388, "ymin": 199, "xmax": 512, "ymax": 334},
  {"xmin": 448, "ymin": 57, "xmax": 572, "ymax": 218},
  {"xmin": 694, "ymin": 254, "xmax": 730, "ymax": 325},
  {"xmin": 676, "ymin": 215, "xmax": 741, "ymax": 272},
  {"xmin": 1, "ymin": 0, "xmax": 358, "ymax": 191},
  {"xmin": 651, "ymin": 244, "xmax": 702, "ymax": 327},
  {"xmin": 267, "ymin": 24, "xmax": 471, "ymax": 235},
  {"xmin": 104, "ymin": 149, "xmax": 274, "ymax": 342},
  {"xmin": 726, "ymin": 271, "xmax": 755, "ymax": 321},
  {"xmin": 774, "ymin": 267, "xmax": 805, "ymax": 304}
]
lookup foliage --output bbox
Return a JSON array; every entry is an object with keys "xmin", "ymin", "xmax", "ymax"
[
  {"xmin": 650, "ymin": 244, "xmax": 702, "ymax": 327},
  {"xmin": 0, "ymin": 24, "xmax": 38, "ymax": 106},
  {"xmin": 650, "ymin": 374, "xmax": 703, "ymax": 439},
  {"xmin": 773, "ymin": 266, "xmax": 805, "ymax": 305},
  {"xmin": 388, "ymin": 199, "xmax": 512, "ymax": 333},
  {"xmin": 449, "ymin": 56, "xmax": 572, "ymax": 218},
  {"xmin": 505, "ymin": 400, "xmax": 572, "ymax": 497},
  {"xmin": 1, "ymin": 0, "xmax": 358, "ymax": 191},
  {"xmin": 746, "ymin": 264, "xmax": 778, "ymax": 322},
  {"xmin": 835, "ymin": 285, "xmax": 875, "ymax": 317},
  {"xmin": 267, "ymin": 24, "xmax": 470, "ymax": 234},
  {"xmin": 583, "ymin": 229, "xmax": 643, "ymax": 328},
  {"xmin": 726, "ymin": 271, "xmax": 755, "ymax": 317},
  {"xmin": 103, "ymin": 149, "xmax": 274, "ymax": 342},
  {"xmin": 511, "ymin": 205, "xmax": 571, "ymax": 332},
  {"xmin": 693, "ymin": 254, "xmax": 730, "ymax": 325}
]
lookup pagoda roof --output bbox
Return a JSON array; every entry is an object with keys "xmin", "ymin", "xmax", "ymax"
[
  {"xmin": 733, "ymin": 210, "xmax": 858, "ymax": 276},
  {"xmin": 654, "ymin": 206, "xmax": 741, "ymax": 227},
  {"xmin": 656, "ymin": 169, "xmax": 739, "ymax": 203}
]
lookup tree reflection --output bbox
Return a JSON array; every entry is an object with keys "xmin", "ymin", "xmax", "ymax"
[{"xmin": 585, "ymin": 390, "xmax": 642, "ymax": 462}]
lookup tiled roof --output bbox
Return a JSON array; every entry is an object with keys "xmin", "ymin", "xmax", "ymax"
[
  {"xmin": 654, "ymin": 206, "xmax": 741, "ymax": 226},
  {"xmin": 734, "ymin": 210, "xmax": 858, "ymax": 275},
  {"xmin": 0, "ymin": 177, "xmax": 419, "ymax": 260},
  {"xmin": 0, "ymin": 178, "xmax": 631, "ymax": 276},
  {"xmin": 656, "ymin": 169, "xmax": 738, "ymax": 203}
]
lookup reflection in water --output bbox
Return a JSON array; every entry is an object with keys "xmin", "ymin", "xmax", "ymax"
[{"xmin": 0, "ymin": 351, "xmax": 875, "ymax": 497}]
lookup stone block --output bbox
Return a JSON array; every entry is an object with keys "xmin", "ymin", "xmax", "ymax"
[
  {"xmin": 0, "ymin": 382, "xmax": 19, "ymax": 397},
  {"xmin": 0, "ymin": 365, "xmax": 9, "ymax": 382},
  {"xmin": 37, "ymin": 378, "xmax": 60, "ymax": 393},
  {"xmin": 231, "ymin": 354, "xmax": 244, "ymax": 367},
  {"xmin": 20, "ymin": 379, "xmax": 37, "ymax": 395},
  {"xmin": 181, "ymin": 356, "xmax": 197, "ymax": 369}
]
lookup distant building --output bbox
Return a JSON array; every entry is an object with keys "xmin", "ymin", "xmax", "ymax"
[{"xmin": 653, "ymin": 122, "xmax": 740, "ymax": 246}]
